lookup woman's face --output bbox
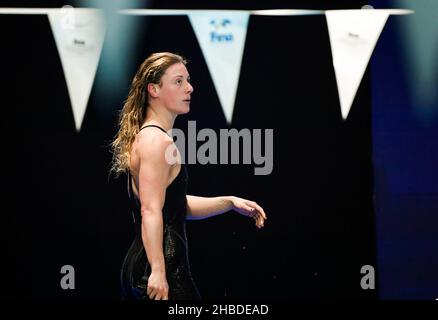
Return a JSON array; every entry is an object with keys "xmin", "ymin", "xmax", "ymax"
[{"xmin": 156, "ymin": 62, "xmax": 193, "ymax": 114}]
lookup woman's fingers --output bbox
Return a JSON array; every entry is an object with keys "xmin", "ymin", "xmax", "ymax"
[
  {"xmin": 147, "ymin": 276, "xmax": 169, "ymax": 300},
  {"xmin": 246, "ymin": 205, "xmax": 255, "ymax": 215},
  {"xmin": 258, "ymin": 205, "xmax": 267, "ymax": 220},
  {"xmin": 148, "ymin": 289, "xmax": 157, "ymax": 300},
  {"xmin": 236, "ymin": 199, "xmax": 267, "ymax": 228},
  {"xmin": 245, "ymin": 201, "xmax": 267, "ymax": 219},
  {"xmin": 251, "ymin": 210, "xmax": 265, "ymax": 228},
  {"xmin": 257, "ymin": 214, "xmax": 265, "ymax": 228},
  {"xmin": 162, "ymin": 288, "xmax": 169, "ymax": 300},
  {"xmin": 148, "ymin": 284, "xmax": 159, "ymax": 300},
  {"xmin": 149, "ymin": 286, "xmax": 169, "ymax": 300},
  {"xmin": 250, "ymin": 202, "xmax": 267, "ymax": 220},
  {"xmin": 155, "ymin": 291, "xmax": 167, "ymax": 300},
  {"xmin": 259, "ymin": 214, "xmax": 265, "ymax": 227}
]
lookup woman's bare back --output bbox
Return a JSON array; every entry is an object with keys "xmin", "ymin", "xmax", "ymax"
[{"xmin": 129, "ymin": 126, "xmax": 182, "ymax": 200}]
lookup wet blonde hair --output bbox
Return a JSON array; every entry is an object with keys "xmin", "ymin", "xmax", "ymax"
[{"xmin": 109, "ymin": 52, "xmax": 187, "ymax": 177}]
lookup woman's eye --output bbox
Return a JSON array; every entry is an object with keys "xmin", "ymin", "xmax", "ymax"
[{"xmin": 176, "ymin": 79, "xmax": 182, "ymax": 85}]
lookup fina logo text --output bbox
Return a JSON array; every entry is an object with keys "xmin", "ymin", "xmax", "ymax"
[{"xmin": 210, "ymin": 19, "xmax": 233, "ymax": 42}]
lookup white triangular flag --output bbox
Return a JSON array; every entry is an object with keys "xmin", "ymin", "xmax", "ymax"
[
  {"xmin": 325, "ymin": 10, "xmax": 389, "ymax": 120},
  {"xmin": 189, "ymin": 11, "xmax": 249, "ymax": 124},
  {"xmin": 48, "ymin": 8, "xmax": 106, "ymax": 131}
]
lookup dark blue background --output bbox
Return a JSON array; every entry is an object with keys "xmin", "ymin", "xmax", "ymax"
[{"xmin": 371, "ymin": 0, "xmax": 438, "ymax": 299}]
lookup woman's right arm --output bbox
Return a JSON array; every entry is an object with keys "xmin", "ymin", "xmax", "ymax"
[{"xmin": 137, "ymin": 132, "xmax": 173, "ymax": 300}]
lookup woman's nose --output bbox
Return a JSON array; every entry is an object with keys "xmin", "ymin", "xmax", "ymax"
[{"xmin": 187, "ymin": 82, "xmax": 194, "ymax": 93}]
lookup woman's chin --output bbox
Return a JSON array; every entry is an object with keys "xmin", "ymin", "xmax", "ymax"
[
  {"xmin": 180, "ymin": 106, "xmax": 190, "ymax": 114},
  {"xmin": 171, "ymin": 107, "xmax": 190, "ymax": 115}
]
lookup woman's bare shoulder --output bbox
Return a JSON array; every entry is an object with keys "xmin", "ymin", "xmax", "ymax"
[{"xmin": 134, "ymin": 129, "xmax": 174, "ymax": 161}]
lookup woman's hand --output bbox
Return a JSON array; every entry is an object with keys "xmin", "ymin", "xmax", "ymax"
[
  {"xmin": 147, "ymin": 270, "xmax": 169, "ymax": 300},
  {"xmin": 230, "ymin": 196, "xmax": 267, "ymax": 228}
]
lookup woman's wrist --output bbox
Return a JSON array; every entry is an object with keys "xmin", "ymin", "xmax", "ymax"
[
  {"xmin": 151, "ymin": 267, "xmax": 166, "ymax": 275},
  {"xmin": 150, "ymin": 262, "xmax": 166, "ymax": 274},
  {"xmin": 223, "ymin": 196, "xmax": 235, "ymax": 211}
]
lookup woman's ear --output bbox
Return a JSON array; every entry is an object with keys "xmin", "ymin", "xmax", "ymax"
[{"xmin": 147, "ymin": 83, "xmax": 159, "ymax": 98}]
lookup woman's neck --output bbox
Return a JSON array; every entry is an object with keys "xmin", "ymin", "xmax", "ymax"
[{"xmin": 143, "ymin": 106, "xmax": 176, "ymax": 132}]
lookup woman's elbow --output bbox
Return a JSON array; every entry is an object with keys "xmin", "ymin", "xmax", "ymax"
[
  {"xmin": 185, "ymin": 205, "xmax": 204, "ymax": 220},
  {"xmin": 185, "ymin": 211, "xmax": 206, "ymax": 221},
  {"xmin": 140, "ymin": 206, "xmax": 160, "ymax": 218}
]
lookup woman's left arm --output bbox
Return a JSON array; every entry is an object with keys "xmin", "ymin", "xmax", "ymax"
[{"xmin": 186, "ymin": 195, "xmax": 267, "ymax": 228}]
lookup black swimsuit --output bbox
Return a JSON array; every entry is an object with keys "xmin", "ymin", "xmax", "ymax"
[{"xmin": 120, "ymin": 125, "xmax": 201, "ymax": 300}]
